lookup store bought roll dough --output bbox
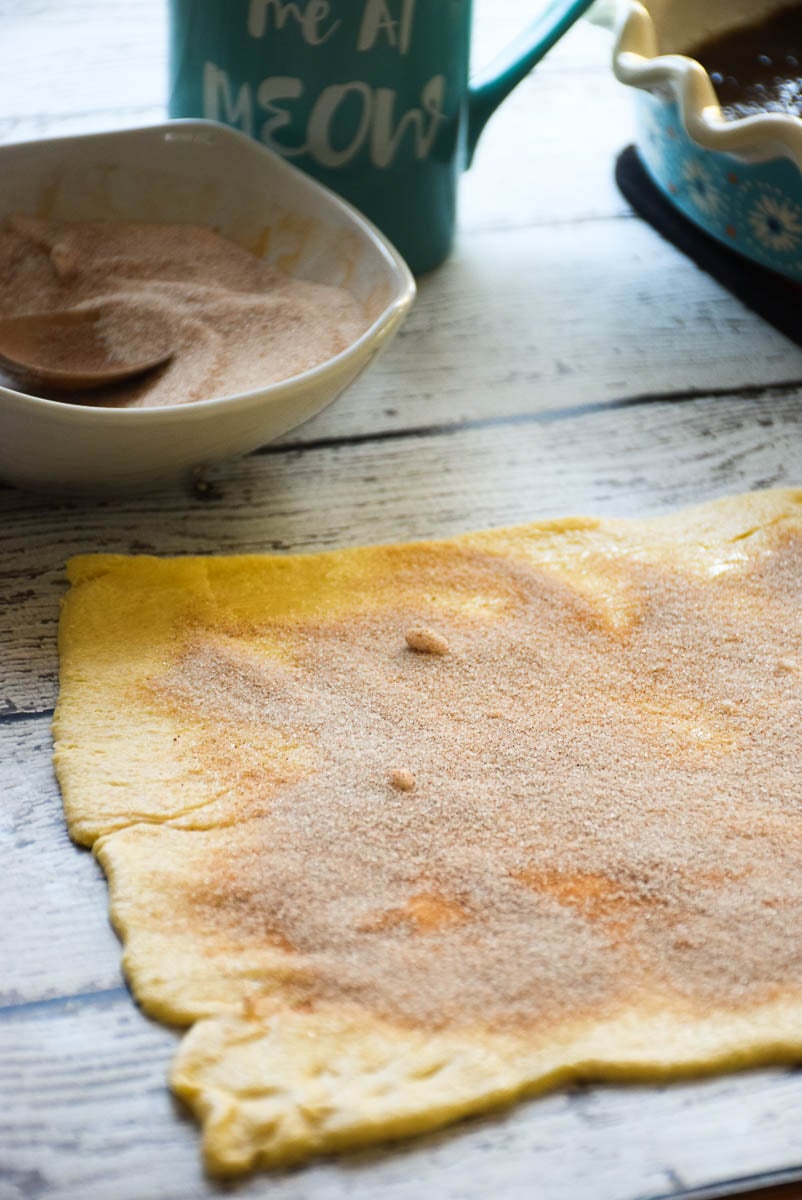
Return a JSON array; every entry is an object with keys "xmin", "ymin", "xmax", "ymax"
[{"xmin": 53, "ymin": 490, "xmax": 802, "ymax": 1174}]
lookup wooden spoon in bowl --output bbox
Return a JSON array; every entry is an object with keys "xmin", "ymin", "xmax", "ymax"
[{"xmin": 0, "ymin": 305, "xmax": 174, "ymax": 393}]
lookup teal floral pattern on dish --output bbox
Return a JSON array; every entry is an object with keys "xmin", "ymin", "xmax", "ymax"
[
  {"xmin": 744, "ymin": 186, "xmax": 802, "ymax": 254},
  {"xmin": 681, "ymin": 159, "xmax": 723, "ymax": 218},
  {"xmin": 634, "ymin": 92, "xmax": 802, "ymax": 280}
]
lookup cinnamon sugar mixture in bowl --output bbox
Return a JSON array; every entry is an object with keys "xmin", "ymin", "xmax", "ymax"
[
  {"xmin": 0, "ymin": 121, "xmax": 414, "ymax": 491},
  {"xmin": 0, "ymin": 214, "xmax": 367, "ymax": 407}
]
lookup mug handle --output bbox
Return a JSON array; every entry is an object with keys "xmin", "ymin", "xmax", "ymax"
[{"xmin": 466, "ymin": 0, "xmax": 597, "ymax": 164}]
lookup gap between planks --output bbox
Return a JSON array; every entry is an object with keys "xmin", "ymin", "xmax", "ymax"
[{"xmin": 2, "ymin": 378, "xmax": 802, "ymax": 501}]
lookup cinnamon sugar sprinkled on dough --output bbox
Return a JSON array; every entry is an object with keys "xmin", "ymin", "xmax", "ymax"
[
  {"xmin": 405, "ymin": 626, "xmax": 450, "ymax": 655},
  {"xmin": 151, "ymin": 528, "xmax": 802, "ymax": 1032},
  {"xmin": 0, "ymin": 215, "xmax": 366, "ymax": 407}
]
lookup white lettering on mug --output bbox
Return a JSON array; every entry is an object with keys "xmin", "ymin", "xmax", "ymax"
[
  {"xmin": 203, "ymin": 64, "xmax": 444, "ymax": 170},
  {"xmin": 357, "ymin": 0, "xmax": 416, "ymax": 54},
  {"xmin": 204, "ymin": 62, "xmax": 253, "ymax": 134},
  {"xmin": 247, "ymin": 0, "xmax": 340, "ymax": 45},
  {"xmin": 257, "ymin": 76, "xmax": 306, "ymax": 154},
  {"xmin": 307, "ymin": 82, "xmax": 373, "ymax": 168},
  {"xmin": 370, "ymin": 75, "xmax": 444, "ymax": 165},
  {"xmin": 399, "ymin": 0, "xmax": 415, "ymax": 54}
]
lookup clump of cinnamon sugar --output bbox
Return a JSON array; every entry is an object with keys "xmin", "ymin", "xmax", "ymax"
[
  {"xmin": 0, "ymin": 215, "xmax": 366, "ymax": 407},
  {"xmin": 152, "ymin": 528, "xmax": 802, "ymax": 1032},
  {"xmin": 389, "ymin": 769, "xmax": 416, "ymax": 792},
  {"xmin": 405, "ymin": 626, "xmax": 450, "ymax": 655}
]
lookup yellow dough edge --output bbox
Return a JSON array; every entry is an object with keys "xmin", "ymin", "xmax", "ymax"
[{"xmin": 169, "ymin": 997, "xmax": 802, "ymax": 1175}]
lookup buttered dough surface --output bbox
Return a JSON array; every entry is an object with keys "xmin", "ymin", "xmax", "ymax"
[{"xmin": 54, "ymin": 490, "xmax": 802, "ymax": 1174}]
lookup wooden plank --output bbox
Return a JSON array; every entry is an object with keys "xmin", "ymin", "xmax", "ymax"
[
  {"xmin": 2, "ymin": 390, "xmax": 801, "ymax": 715},
  {"xmin": 0, "ymin": 107, "xmax": 166, "ymax": 147},
  {"xmin": 0, "ymin": 719, "xmax": 122, "ymax": 1006},
  {"xmin": 1, "ymin": 991, "xmax": 802, "ymax": 1200},
  {"xmin": 0, "ymin": 1, "xmax": 165, "ymax": 124},
  {"xmin": 459, "ymin": 64, "xmax": 634, "ymax": 232},
  {"xmin": 333, "ymin": 217, "xmax": 802, "ymax": 445}
]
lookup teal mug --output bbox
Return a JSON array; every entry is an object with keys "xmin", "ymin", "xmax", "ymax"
[{"xmin": 167, "ymin": 0, "xmax": 594, "ymax": 273}]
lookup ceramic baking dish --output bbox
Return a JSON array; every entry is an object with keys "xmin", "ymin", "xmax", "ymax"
[{"xmin": 614, "ymin": 0, "xmax": 802, "ymax": 279}]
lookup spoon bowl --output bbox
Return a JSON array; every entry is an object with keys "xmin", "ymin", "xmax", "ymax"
[{"xmin": 0, "ymin": 305, "xmax": 174, "ymax": 392}]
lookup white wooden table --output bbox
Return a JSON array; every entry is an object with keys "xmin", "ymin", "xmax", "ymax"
[{"xmin": 3, "ymin": 4, "xmax": 802, "ymax": 1199}]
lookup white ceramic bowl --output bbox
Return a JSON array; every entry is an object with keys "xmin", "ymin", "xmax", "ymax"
[{"xmin": 0, "ymin": 121, "xmax": 415, "ymax": 493}]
